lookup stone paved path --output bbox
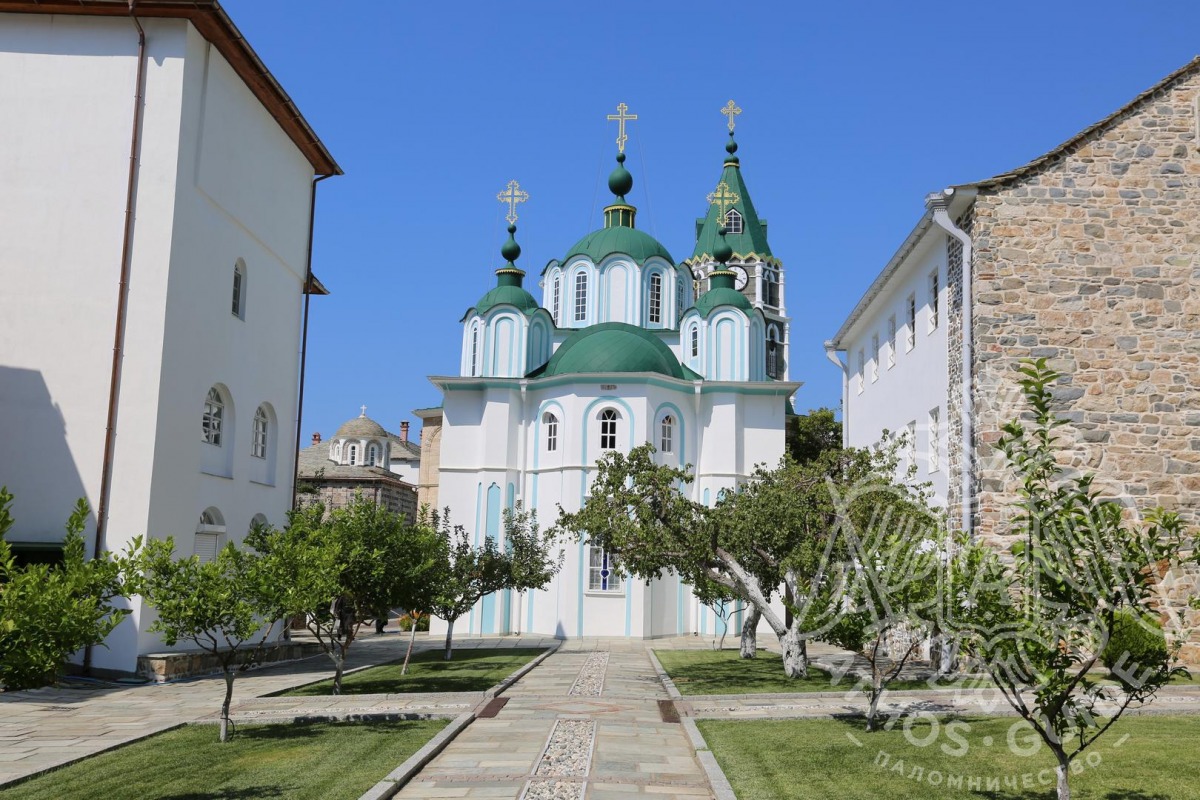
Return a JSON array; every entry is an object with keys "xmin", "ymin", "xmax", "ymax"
[
  {"xmin": 398, "ymin": 641, "xmax": 714, "ymax": 799},
  {"xmin": 0, "ymin": 634, "xmax": 556, "ymax": 786}
]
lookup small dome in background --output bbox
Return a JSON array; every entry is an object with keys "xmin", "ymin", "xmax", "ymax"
[{"xmin": 334, "ymin": 409, "xmax": 387, "ymax": 439}]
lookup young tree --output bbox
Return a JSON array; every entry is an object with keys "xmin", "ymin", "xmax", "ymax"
[
  {"xmin": 954, "ymin": 360, "xmax": 1195, "ymax": 800},
  {"xmin": 140, "ymin": 538, "xmax": 284, "ymax": 742},
  {"xmin": 0, "ymin": 490, "xmax": 140, "ymax": 691},
  {"xmin": 427, "ymin": 503, "xmax": 562, "ymax": 661},
  {"xmin": 258, "ymin": 497, "xmax": 439, "ymax": 693}
]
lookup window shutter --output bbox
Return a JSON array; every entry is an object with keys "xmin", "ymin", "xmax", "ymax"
[{"xmin": 194, "ymin": 532, "xmax": 220, "ymax": 563}]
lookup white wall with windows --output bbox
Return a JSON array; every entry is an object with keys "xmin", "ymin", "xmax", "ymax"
[
  {"xmin": 542, "ymin": 256, "xmax": 690, "ymax": 330},
  {"xmin": 0, "ymin": 13, "xmax": 323, "ymax": 672},
  {"xmin": 834, "ymin": 226, "xmax": 950, "ymax": 505}
]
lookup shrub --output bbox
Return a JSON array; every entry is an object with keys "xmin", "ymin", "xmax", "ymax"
[
  {"xmin": 1101, "ymin": 609, "xmax": 1169, "ymax": 674},
  {"xmin": 398, "ymin": 613, "xmax": 429, "ymax": 632}
]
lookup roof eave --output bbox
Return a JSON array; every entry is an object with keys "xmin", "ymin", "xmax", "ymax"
[{"xmin": 0, "ymin": 0, "xmax": 341, "ymax": 176}]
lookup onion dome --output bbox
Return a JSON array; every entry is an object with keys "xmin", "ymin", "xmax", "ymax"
[
  {"xmin": 695, "ymin": 227, "xmax": 752, "ymax": 317},
  {"xmin": 564, "ymin": 149, "xmax": 674, "ymax": 265},
  {"xmin": 472, "ymin": 223, "xmax": 540, "ymax": 316}
]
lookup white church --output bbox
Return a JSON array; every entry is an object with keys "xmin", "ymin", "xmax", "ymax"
[{"xmin": 428, "ymin": 107, "xmax": 799, "ymax": 639}]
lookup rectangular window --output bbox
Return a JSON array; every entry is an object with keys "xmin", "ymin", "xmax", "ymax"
[
  {"xmin": 588, "ymin": 546, "xmax": 623, "ymax": 592},
  {"xmin": 574, "ymin": 273, "xmax": 588, "ymax": 322},
  {"xmin": 649, "ymin": 273, "xmax": 662, "ymax": 324},
  {"xmin": 870, "ymin": 334, "xmax": 879, "ymax": 382},
  {"xmin": 546, "ymin": 415, "xmax": 558, "ymax": 452},
  {"xmin": 194, "ymin": 532, "xmax": 220, "ymax": 564},
  {"xmin": 231, "ymin": 269, "xmax": 243, "ymax": 317},
  {"xmin": 857, "ymin": 349, "xmax": 865, "ymax": 394},
  {"xmin": 929, "ymin": 269, "xmax": 940, "ymax": 331},
  {"xmin": 552, "ymin": 276, "xmax": 561, "ymax": 322},
  {"xmin": 906, "ymin": 294, "xmax": 916, "ymax": 351},
  {"xmin": 906, "ymin": 420, "xmax": 917, "ymax": 471},
  {"xmin": 676, "ymin": 280, "xmax": 685, "ymax": 317},
  {"xmin": 928, "ymin": 407, "xmax": 940, "ymax": 473},
  {"xmin": 887, "ymin": 316, "xmax": 896, "ymax": 368}
]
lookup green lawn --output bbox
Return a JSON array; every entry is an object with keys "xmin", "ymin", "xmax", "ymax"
[
  {"xmin": 281, "ymin": 647, "xmax": 545, "ymax": 696},
  {"xmin": 699, "ymin": 715, "xmax": 1200, "ymax": 799},
  {"xmin": 2, "ymin": 719, "xmax": 447, "ymax": 800},
  {"xmin": 655, "ymin": 649, "xmax": 987, "ymax": 695}
]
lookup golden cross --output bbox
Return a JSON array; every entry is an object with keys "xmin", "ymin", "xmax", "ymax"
[
  {"xmin": 707, "ymin": 181, "xmax": 741, "ymax": 221},
  {"xmin": 496, "ymin": 180, "xmax": 529, "ymax": 225},
  {"xmin": 606, "ymin": 102, "xmax": 638, "ymax": 154},
  {"xmin": 721, "ymin": 99, "xmax": 742, "ymax": 132}
]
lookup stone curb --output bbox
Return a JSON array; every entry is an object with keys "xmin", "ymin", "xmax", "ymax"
[
  {"xmin": 486, "ymin": 642, "xmax": 561, "ymax": 699},
  {"xmin": 358, "ymin": 711, "xmax": 475, "ymax": 800},
  {"xmin": 696, "ymin": 750, "xmax": 737, "ymax": 800},
  {"xmin": 646, "ymin": 649, "xmax": 682, "ymax": 700}
]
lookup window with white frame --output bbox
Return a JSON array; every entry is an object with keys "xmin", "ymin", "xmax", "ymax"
[
  {"xmin": 857, "ymin": 349, "xmax": 865, "ymax": 394},
  {"xmin": 871, "ymin": 334, "xmax": 879, "ymax": 382},
  {"xmin": 599, "ymin": 408, "xmax": 618, "ymax": 450},
  {"xmin": 690, "ymin": 325, "xmax": 699, "ymax": 358},
  {"xmin": 544, "ymin": 412, "xmax": 558, "ymax": 452},
  {"xmin": 766, "ymin": 324, "xmax": 781, "ymax": 379},
  {"xmin": 232, "ymin": 260, "xmax": 246, "ymax": 319},
  {"xmin": 588, "ymin": 545, "xmax": 623, "ymax": 592},
  {"xmin": 929, "ymin": 269, "xmax": 940, "ymax": 331},
  {"xmin": 469, "ymin": 323, "xmax": 479, "ymax": 376},
  {"xmin": 368, "ymin": 444, "xmax": 379, "ymax": 466},
  {"xmin": 906, "ymin": 294, "xmax": 916, "ymax": 351},
  {"xmin": 725, "ymin": 209, "xmax": 743, "ymax": 234},
  {"xmin": 649, "ymin": 273, "xmax": 662, "ymax": 324},
  {"xmin": 928, "ymin": 407, "xmax": 940, "ymax": 472},
  {"xmin": 660, "ymin": 414, "xmax": 674, "ymax": 454},
  {"xmin": 348, "ymin": 444, "xmax": 358, "ymax": 465},
  {"xmin": 203, "ymin": 387, "xmax": 224, "ymax": 445},
  {"xmin": 906, "ymin": 421, "xmax": 917, "ymax": 471},
  {"xmin": 551, "ymin": 274, "xmax": 561, "ymax": 322},
  {"xmin": 676, "ymin": 278, "xmax": 685, "ymax": 317},
  {"xmin": 887, "ymin": 316, "xmax": 897, "ymax": 368},
  {"xmin": 251, "ymin": 405, "xmax": 268, "ymax": 458},
  {"xmin": 574, "ymin": 272, "xmax": 588, "ymax": 322}
]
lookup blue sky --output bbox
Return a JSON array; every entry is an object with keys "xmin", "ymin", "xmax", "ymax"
[{"xmin": 222, "ymin": 0, "xmax": 1200, "ymax": 441}]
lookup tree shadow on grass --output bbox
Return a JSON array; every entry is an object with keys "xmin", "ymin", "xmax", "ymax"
[
  {"xmin": 158, "ymin": 787, "xmax": 290, "ymax": 800},
  {"xmin": 976, "ymin": 791, "xmax": 1169, "ymax": 800}
]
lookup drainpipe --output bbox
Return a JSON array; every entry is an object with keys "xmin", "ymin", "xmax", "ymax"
[
  {"xmin": 823, "ymin": 341, "xmax": 848, "ymax": 448},
  {"xmin": 927, "ymin": 188, "xmax": 974, "ymax": 537},
  {"xmin": 291, "ymin": 173, "xmax": 334, "ymax": 509},
  {"xmin": 88, "ymin": 0, "xmax": 146, "ymax": 675}
]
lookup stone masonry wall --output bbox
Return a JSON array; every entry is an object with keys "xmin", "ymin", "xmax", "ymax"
[
  {"xmin": 969, "ymin": 68, "xmax": 1200, "ymax": 658},
  {"xmin": 297, "ymin": 480, "xmax": 418, "ymax": 524},
  {"xmin": 417, "ymin": 416, "xmax": 443, "ymax": 513}
]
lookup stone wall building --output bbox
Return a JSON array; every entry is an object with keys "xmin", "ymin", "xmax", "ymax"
[
  {"xmin": 830, "ymin": 57, "xmax": 1200, "ymax": 660},
  {"xmin": 296, "ymin": 411, "xmax": 418, "ymax": 523}
]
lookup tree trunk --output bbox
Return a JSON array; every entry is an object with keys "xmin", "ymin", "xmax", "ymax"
[
  {"xmin": 780, "ymin": 625, "xmax": 808, "ymax": 679},
  {"xmin": 219, "ymin": 671, "xmax": 235, "ymax": 743},
  {"xmin": 444, "ymin": 618, "xmax": 455, "ymax": 661},
  {"xmin": 740, "ymin": 607, "xmax": 761, "ymax": 659},
  {"xmin": 1054, "ymin": 748, "xmax": 1071, "ymax": 800},
  {"xmin": 401, "ymin": 617, "xmax": 419, "ymax": 676},
  {"xmin": 332, "ymin": 648, "xmax": 345, "ymax": 695},
  {"xmin": 866, "ymin": 674, "xmax": 883, "ymax": 731}
]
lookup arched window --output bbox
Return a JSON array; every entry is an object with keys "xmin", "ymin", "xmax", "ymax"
[
  {"xmin": 249, "ymin": 513, "xmax": 269, "ymax": 534},
  {"xmin": 543, "ymin": 412, "xmax": 559, "ymax": 452},
  {"xmin": 574, "ymin": 272, "xmax": 588, "ymax": 322},
  {"xmin": 551, "ymin": 274, "xmax": 561, "ymax": 323},
  {"xmin": 333, "ymin": 441, "xmax": 342, "ymax": 461},
  {"xmin": 599, "ymin": 408, "xmax": 618, "ymax": 451},
  {"xmin": 648, "ymin": 273, "xmax": 662, "ymax": 324},
  {"xmin": 660, "ymin": 414, "xmax": 674, "ymax": 454},
  {"xmin": 766, "ymin": 325, "xmax": 780, "ymax": 379},
  {"xmin": 368, "ymin": 444, "xmax": 379, "ymax": 466},
  {"xmin": 470, "ymin": 324, "xmax": 480, "ymax": 376},
  {"xmin": 690, "ymin": 326, "xmax": 699, "ymax": 358},
  {"xmin": 251, "ymin": 406, "xmax": 268, "ymax": 459},
  {"xmin": 195, "ymin": 507, "xmax": 225, "ymax": 564},
  {"xmin": 203, "ymin": 387, "xmax": 224, "ymax": 445},
  {"xmin": 232, "ymin": 259, "xmax": 246, "ymax": 319},
  {"xmin": 348, "ymin": 444, "xmax": 358, "ymax": 465},
  {"xmin": 725, "ymin": 209, "xmax": 743, "ymax": 235},
  {"xmin": 676, "ymin": 278, "xmax": 685, "ymax": 317}
]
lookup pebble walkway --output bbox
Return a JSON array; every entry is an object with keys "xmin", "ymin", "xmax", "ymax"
[{"xmin": 398, "ymin": 641, "xmax": 713, "ymax": 799}]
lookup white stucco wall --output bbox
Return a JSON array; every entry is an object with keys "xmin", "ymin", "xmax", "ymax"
[
  {"xmin": 0, "ymin": 14, "xmax": 317, "ymax": 672},
  {"xmin": 839, "ymin": 227, "xmax": 951, "ymax": 505}
]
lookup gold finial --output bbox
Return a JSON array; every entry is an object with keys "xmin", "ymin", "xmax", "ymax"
[
  {"xmin": 496, "ymin": 180, "xmax": 529, "ymax": 225},
  {"xmin": 707, "ymin": 181, "xmax": 741, "ymax": 221},
  {"xmin": 721, "ymin": 99, "xmax": 742, "ymax": 132},
  {"xmin": 607, "ymin": 102, "xmax": 638, "ymax": 154}
]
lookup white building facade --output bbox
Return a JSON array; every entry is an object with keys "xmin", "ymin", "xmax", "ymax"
[
  {"xmin": 0, "ymin": 2, "xmax": 339, "ymax": 673},
  {"xmin": 430, "ymin": 129, "xmax": 799, "ymax": 639}
]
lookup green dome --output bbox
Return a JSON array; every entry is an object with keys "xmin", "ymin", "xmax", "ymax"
[
  {"xmin": 693, "ymin": 286, "xmax": 752, "ymax": 317},
  {"xmin": 564, "ymin": 226, "xmax": 674, "ymax": 265},
  {"xmin": 537, "ymin": 322, "xmax": 686, "ymax": 378},
  {"xmin": 608, "ymin": 153, "xmax": 633, "ymax": 199},
  {"xmin": 473, "ymin": 284, "xmax": 540, "ymax": 316}
]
